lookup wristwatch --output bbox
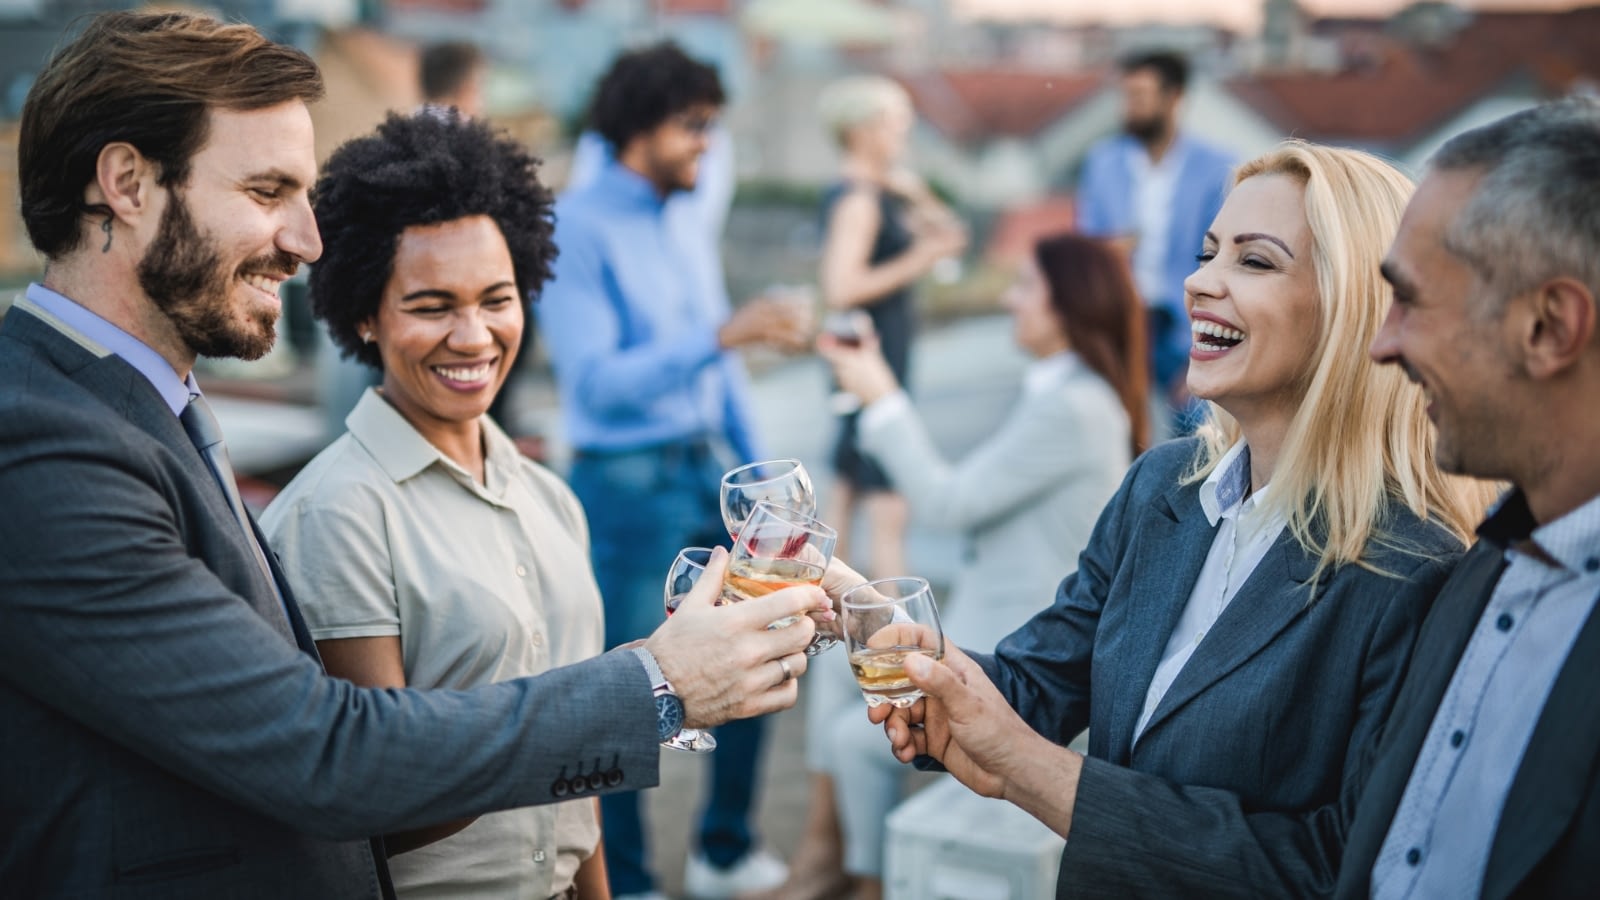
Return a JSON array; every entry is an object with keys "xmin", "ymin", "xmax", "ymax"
[{"xmin": 631, "ymin": 646, "xmax": 684, "ymax": 742}]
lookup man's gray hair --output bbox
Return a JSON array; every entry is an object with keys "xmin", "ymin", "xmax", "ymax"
[{"xmin": 1429, "ymin": 96, "xmax": 1600, "ymax": 311}]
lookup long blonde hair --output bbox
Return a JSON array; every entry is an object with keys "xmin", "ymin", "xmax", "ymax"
[{"xmin": 1188, "ymin": 142, "xmax": 1496, "ymax": 577}]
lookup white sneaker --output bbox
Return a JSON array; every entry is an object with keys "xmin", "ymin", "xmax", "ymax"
[{"xmin": 683, "ymin": 848, "xmax": 788, "ymax": 899}]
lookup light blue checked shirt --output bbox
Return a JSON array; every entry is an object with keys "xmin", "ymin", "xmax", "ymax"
[{"xmin": 1372, "ymin": 491, "xmax": 1600, "ymax": 898}]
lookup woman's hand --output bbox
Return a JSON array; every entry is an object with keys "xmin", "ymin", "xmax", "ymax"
[{"xmin": 816, "ymin": 332, "xmax": 901, "ymax": 406}]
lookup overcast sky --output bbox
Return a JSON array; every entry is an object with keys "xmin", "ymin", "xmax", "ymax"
[{"xmin": 954, "ymin": 0, "xmax": 1588, "ymax": 34}]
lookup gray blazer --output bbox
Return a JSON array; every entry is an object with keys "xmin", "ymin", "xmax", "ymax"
[
  {"xmin": 976, "ymin": 438, "xmax": 1462, "ymax": 898},
  {"xmin": 0, "ymin": 304, "xmax": 660, "ymax": 898},
  {"xmin": 1337, "ymin": 492, "xmax": 1600, "ymax": 899},
  {"xmin": 858, "ymin": 356, "xmax": 1129, "ymax": 650}
]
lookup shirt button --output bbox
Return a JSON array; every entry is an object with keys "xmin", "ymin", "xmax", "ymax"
[
  {"xmin": 533, "ymin": 849, "xmax": 546, "ymax": 863},
  {"xmin": 1406, "ymin": 847, "xmax": 1422, "ymax": 866},
  {"xmin": 531, "ymin": 632, "xmax": 544, "ymax": 647},
  {"xmin": 1587, "ymin": 557, "xmax": 1599, "ymax": 573},
  {"xmin": 516, "ymin": 564, "xmax": 528, "ymax": 578},
  {"xmin": 1450, "ymin": 730, "xmax": 1465, "ymax": 748},
  {"xmin": 1496, "ymin": 613, "xmax": 1514, "ymax": 632}
]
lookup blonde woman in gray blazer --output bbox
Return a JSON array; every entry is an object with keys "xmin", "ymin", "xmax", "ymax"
[{"xmin": 793, "ymin": 234, "xmax": 1150, "ymax": 900}]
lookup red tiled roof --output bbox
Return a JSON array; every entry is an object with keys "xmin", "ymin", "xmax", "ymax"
[
  {"xmin": 985, "ymin": 196, "xmax": 1078, "ymax": 266},
  {"xmin": 387, "ymin": 0, "xmax": 489, "ymax": 10},
  {"xmin": 654, "ymin": 0, "xmax": 731, "ymax": 15},
  {"xmin": 1229, "ymin": 7, "xmax": 1600, "ymax": 147},
  {"xmin": 897, "ymin": 69, "xmax": 1107, "ymax": 143}
]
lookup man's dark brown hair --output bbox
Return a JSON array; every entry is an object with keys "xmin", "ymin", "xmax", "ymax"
[{"xmin": 18, "ymin": 10, "xmax": 325, "ymax": 259}]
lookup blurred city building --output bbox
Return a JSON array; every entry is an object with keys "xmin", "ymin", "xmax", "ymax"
[{"xmin": 2, "ymin": 1, "xmax": 1598, "ymax": 289}]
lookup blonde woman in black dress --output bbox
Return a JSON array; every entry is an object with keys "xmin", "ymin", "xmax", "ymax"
[{"xmin": 816, "ymin": 74, "xmax": 967, "ymax": 582}]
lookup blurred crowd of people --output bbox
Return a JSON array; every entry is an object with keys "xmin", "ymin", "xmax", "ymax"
[{"xmin": 4, "ymin": 10, "xmax": 1600, "ymax": 900}]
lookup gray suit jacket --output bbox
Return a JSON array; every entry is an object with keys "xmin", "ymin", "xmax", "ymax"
[
  {"xmin": 0, "ymin": 303, "xmax": 660, "ymax": 898},
  {"xmin": 857, "ymin": 357, "xmax": 1129, "ymax": 651},
  {"xmin": 976, "ymin": 438, "xmax": 1462, "ymax": 898},
  {"xmin": 1336, "ymin": 491, "xmax": 1600, "ymax": 899}
]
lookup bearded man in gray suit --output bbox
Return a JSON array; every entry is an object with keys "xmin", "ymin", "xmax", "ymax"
[{"xmin": 0, "ymin": 11, "xmax": 826, "ymax": 898}]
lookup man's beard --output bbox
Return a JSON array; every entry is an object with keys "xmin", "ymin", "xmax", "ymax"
[
  {"xmin": 137, "ymin": 193, "xmax": 295, "ymax": 361},
  {"xmin": 1125, "ymin": 115, "xmax": 1169, "ymax": 146}
]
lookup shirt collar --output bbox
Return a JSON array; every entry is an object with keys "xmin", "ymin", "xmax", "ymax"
[
  {"xmin": 25, "ymin": 282, "xmax": 197, "ymax": 416},
  {"xmin": 1485, "ymin": 489, "xmax": 1600, "ymax": 575},
  {"xmin": 593, "ymin": 159, "xmax": 670, "ymax": 212},
  {"xmin": 1198, "ymin": 441, "xmax": 1261, "ymax": 526},
  {"xmin": 1022, "ymin": 351, "xmax": 1079, "ymax": 395},
  {"xmin": 1126, "ymin": 133, "xmax": 1190, "ymax": 174},
  {"xmin": 344, "ymin": 387, "xmax": 520, "ymax": 498}
]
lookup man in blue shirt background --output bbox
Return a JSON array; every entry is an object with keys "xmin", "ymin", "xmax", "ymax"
[
  {"xmin": 539, "ymin": 43, "xmax": 810, "ymax": 900},
  {"xmin": 1076, "ymin": 50, "xmax": 1234, "ymax": 434}
]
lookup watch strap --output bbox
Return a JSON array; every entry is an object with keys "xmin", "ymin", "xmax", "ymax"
[{"xmin": 630, "ymin": 646, "xmax": 673, "ymax": 693}]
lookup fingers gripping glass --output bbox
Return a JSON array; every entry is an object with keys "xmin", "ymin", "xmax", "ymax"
[
  {"xmin": 840, "ymin": 577, "xmax": 945, "ymax": 708},
  {"xmin": 722, "ymin": 501, "xmax": 841, "ymax": 656},
  {"xmin": 661, "ymin": 547, "xmax": 718, "ymax": 753}
]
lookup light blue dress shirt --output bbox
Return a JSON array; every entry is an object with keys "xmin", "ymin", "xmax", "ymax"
[
  {"xmin": 538, "ymin": 160, "xmax": 763, "ymax": 461},
  {"xmin": 1372, "ymin": 492, "xmax": 1600, "ymax": 898},
  {"xmin": 25, "ymin": 283, "xmax": 198, "ymax": 414}
]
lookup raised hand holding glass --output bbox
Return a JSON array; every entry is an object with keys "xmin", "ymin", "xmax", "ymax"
[
  {"xmin": 723, "ymin": 501, "xmax": 841, "ymax": 655},
  {"xmin": 840, "ymin": 576, "xmax": 945, "ymax": 708}
]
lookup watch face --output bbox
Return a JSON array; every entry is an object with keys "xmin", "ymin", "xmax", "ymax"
[{"xmin": 656, "ymin": 693, "xmax": 685, "ymax": 742}]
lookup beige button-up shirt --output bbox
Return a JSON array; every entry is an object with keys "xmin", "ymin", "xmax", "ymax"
[{"xmin": 263, "ymin": 389, "xmax": 605, "ymax": 899}]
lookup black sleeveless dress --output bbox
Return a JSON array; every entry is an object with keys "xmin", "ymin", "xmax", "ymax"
[{"xmin": 820, "ymin": 182, "xmax": 915, "ymax": 492}]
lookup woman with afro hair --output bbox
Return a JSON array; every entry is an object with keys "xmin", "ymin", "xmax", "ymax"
[{"xmin": 262, "ymin": 112, "xmax": 612, "ymax": 899}]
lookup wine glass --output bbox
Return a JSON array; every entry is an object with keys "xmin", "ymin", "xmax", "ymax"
[
  {"xmin": 839, "ymin": 576, "xmax": 945, "ymax": 708},
  {"xmin": 661, "ymin": 547, "xmax": 718, "ymax": 753},
  {"xmin": 720, "ymin": 459, "xmax": 815, "ymax": 539},
  {"xmin": 723, "ymin": 501, "xmax": 841, "ymax": 656}
]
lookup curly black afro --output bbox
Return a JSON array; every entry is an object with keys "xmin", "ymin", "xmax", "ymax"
[
  {"xmin": 587, "ymin": 42, "xmax": 726, "ymax": 152},
  {"xmin": 309, "ymin": 112, "xmax": 556, "ymax": 369}
]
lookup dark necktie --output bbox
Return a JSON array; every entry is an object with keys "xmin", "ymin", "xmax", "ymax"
[{"xmin": 179, "ymin": 394, "xmax": 293, "ymax": 636}]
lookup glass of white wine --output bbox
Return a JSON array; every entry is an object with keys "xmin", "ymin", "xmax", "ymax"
[
  {"xmin": 839, "ymin": 577, "xmax": 944, "ymax": 708},
  {"xmin": 661, "ymin": 547, "xmax": 718, "ymax": 753},
  {"xmin": 723, "ymin": 501, "xmax": 840, "ymax": 655},
  {"xmin": 720, "ymin": 459, "xmax": 815, "ymax": 539}
]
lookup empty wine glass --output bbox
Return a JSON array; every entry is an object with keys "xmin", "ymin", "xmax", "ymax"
[
  {"xmin": 724, "ymin": 501, "xmax": 841, "ymax": 656},
  {"xmin": 720, "ymin": 459, "xmax": 815, "ymax": 538},
  {"xmin": 660, "ymin": 547, "xmax": 718, "ymax": 753},
  {"xmin": 840, "ymin": 577, "xmax": 945, "ymax": 708}
]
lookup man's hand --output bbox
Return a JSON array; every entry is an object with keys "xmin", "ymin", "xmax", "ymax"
[
  {"xmin": 868, "ymin": 645, "xmax": 1083, "ymax": 837},
  {"xmin": 718, "ymin": 296, "xmax": 813, "ymax": 354},
  {"xmin": 866, "ymin": 644, "xmax": 1013, "ymax": 797},
  {"xmin": 645, "ymin": 547, "xmax": 832, "ymax": 728}
]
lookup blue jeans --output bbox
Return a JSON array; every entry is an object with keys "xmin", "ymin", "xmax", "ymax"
[{"xmin": 568, "ymin": 440, "xmax": 769, "ymax": 895}]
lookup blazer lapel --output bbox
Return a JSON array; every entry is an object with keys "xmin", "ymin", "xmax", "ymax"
[
  {"xmin": 1341, "ymin": 542, "xmax": 1507, "ymax": 892},
  {"xmin": 255, "ymin": 514, "xmax": 322, "ymax": 659},
  {"xmin": 1482, "ymin": 593, "xmax": 1600, "ymax": 900},
  {"xmin": 1137, "ymin": 525, "xmax": 1320, "ymax": 741},
  {"xmin": 11, "ymin": 305, "xmax": 300, "ymax": 647},
  {"xmin": 1103, "ymin": 482, "xmax": 1216, "ymax": 764}
]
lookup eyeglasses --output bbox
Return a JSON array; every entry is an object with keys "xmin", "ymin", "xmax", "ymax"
[{"xmin": 670, "ymin": 112, "xmax": 718, "ymax": 136}]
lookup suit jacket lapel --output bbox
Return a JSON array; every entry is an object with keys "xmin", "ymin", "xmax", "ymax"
[
  {"xmin": 255, "ymin": 513, "xmax": 321, "ymax": 658},
  {"xmin": 1137, "ymin": 524, "xmax": 1321, "ymax": 741},
  {"xmin": 1482, "ymin": 592, "xmax": 1600, "ymax": 900},
  {"xmin": 1104, "ymin": 482, "xmax": 1216, "ymax": 764},
  {"xmin": 1340, "ymin": 542, "xmax": 1507, "ymax": 893},
  {"xmin": 10, "ymin": 305, "xmax": 303, "ymax": 649}
]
